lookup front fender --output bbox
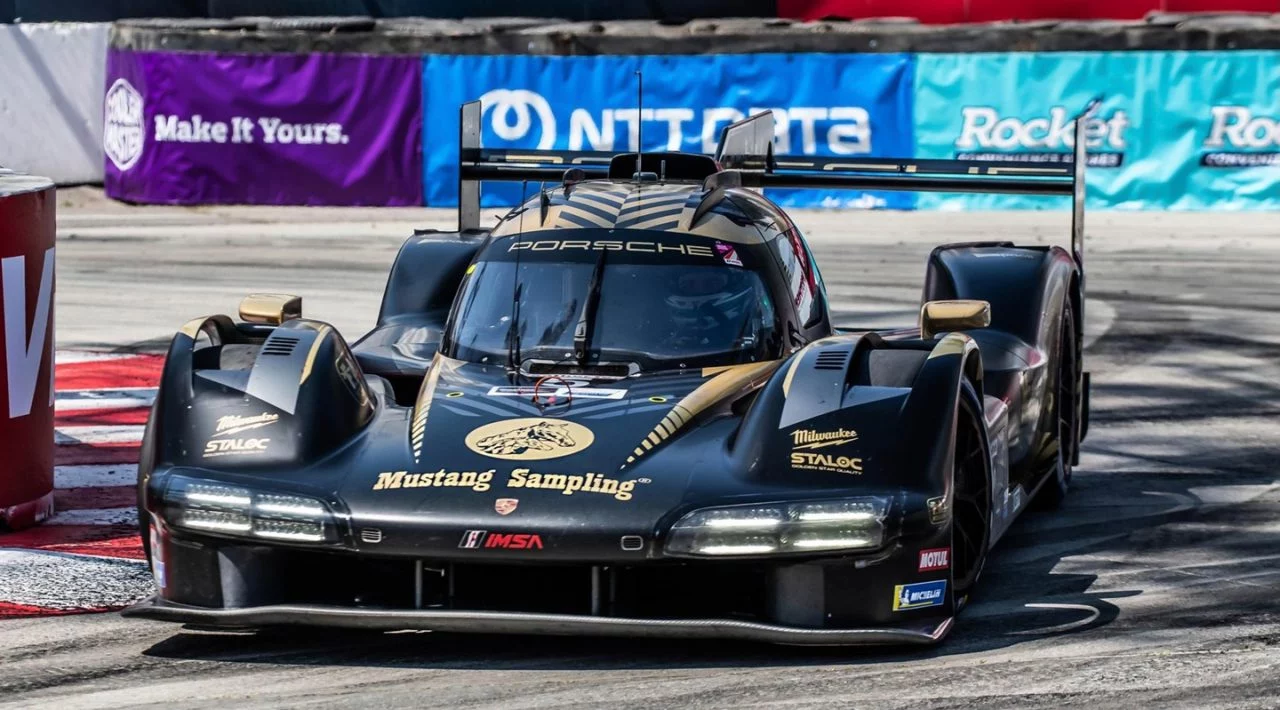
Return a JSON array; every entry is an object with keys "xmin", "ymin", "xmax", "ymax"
[
  {"xmin": 734, "ymin": 333, "xmax": 980, "ymax": 517},
  {"xmin": 149, "ymin": 316, "xmax": 374, "ymax": 472}
]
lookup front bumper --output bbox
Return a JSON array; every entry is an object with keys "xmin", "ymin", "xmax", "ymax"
[{"xmin": 123, "ymin": 597, "xmax": 953, "ymax": 646}]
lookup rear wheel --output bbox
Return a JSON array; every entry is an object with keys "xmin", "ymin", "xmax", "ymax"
[
  {"xmin": 952, "ymin": 382, "xmax": 991, "ymax": 607},
  {"xmin": 1036, "ymin": 298, "xmax": 1081, "ymax": 509}
]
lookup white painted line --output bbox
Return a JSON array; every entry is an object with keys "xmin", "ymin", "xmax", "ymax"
[
  {"xmin": 0, "ymin": 547, "xmax": 146, "ymax": 565},
  {"xmin": 54, "ymin": 464, "xmax": 138, "ymax": 489},
  {"xmin": 55, "ymin": 351, "xmax": 143, "ymax": 365},
  {"xmin": 56, "ymin": 388, "xmax": 156, "ymax": 412},
  {"xmin": 44, "ymin": 507, "xmax": 138, "ymax": 526},
  {"xmin": 55, "ymin": 425, "xmax": 144, "ymax": 446},
  {"xmin": 1011, "ymin": 603, "xmax": 1102, "ymax": 636}
]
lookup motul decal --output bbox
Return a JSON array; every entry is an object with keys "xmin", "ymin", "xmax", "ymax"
[{"xmin": 918, "ymin": 548, "xmax": 950, "ymax": 572}]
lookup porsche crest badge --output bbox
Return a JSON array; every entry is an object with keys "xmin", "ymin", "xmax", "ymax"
[{"xmin": 494, "ymin": 498, "xmax": 519, "ymax": 516}]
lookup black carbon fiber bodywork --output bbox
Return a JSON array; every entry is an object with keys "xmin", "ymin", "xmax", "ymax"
[{"xmin": 130, "ymin": 110, "xmax": 1089, "ymax": 644}]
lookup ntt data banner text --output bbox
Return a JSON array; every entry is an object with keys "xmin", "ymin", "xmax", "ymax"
[
  {"xmin": 423, "ymin": 53, "xmax": 914, "ymax": 209},
  {"xmin": 914, "ymin": 51, "xmax": 1280, "ymax": 211},
  {"xmin": 103, "ymin": 50, "xmax": 423, "ymax": 206}
]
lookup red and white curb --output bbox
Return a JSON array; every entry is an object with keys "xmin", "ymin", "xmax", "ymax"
[{"xmin": 0, "ymin": 352, "xmax": 160, "ymax": 619}]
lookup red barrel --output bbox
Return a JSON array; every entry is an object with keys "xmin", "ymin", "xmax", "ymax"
[{"xmin": 0, "ymin": 170, "xmax": 56, "ymax": 531}]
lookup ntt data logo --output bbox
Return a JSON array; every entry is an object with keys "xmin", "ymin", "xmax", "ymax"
[
  {"xmin": 103, "ymin": 78, "xmax": 145, "ymax": 171},
  {"xmin": 477, "ymin": 88, "xmax": 875, "ymax": 155},
  {"xmin": 1201, "ymin": 106, "xmax": 1280, "ymax": 168}
]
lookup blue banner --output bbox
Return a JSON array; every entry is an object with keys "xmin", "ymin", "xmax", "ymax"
[
  {"xmin": 914, "ymin": 51, "xmax": 1280, "ymax": 211},
  {"xmin": 423, "ymin": 53, "xmax": 915, "ymax": 209},
  {"xmin": 1163, "ymin": 51, "xmax": 1280, "ymax": 210}
]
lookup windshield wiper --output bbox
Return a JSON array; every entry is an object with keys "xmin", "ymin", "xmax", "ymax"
[{"xmin": 573, "ymin": 250, "xmax": 607, "ymax": 365}]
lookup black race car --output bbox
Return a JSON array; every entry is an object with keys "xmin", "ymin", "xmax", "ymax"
[{"xmin": 125, "ymin": 101, "xmax": 1093, "ymax": 645}]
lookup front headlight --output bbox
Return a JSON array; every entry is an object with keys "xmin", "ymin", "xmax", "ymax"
[
  {"xmin": 160, "ymin": 475, "xmax": 339, "ymax": 544},
  {"xmin": 664, "ymin": 497, "xmax": 889, "ymax": 557}
]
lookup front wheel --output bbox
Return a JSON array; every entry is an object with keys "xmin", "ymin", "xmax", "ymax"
[{"xmin": 952, "ymin": 381, "xmax": 991, "ymax": 607}]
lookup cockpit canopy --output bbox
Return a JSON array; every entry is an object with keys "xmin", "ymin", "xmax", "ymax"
[{"xmin": 442, "ymin": 230, "xmax": 781, "ymax": 374}]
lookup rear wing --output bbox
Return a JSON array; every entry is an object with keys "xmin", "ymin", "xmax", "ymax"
[{"xmin": 457, "ymin": 98, "xmax": 1098, "ymax": 268}]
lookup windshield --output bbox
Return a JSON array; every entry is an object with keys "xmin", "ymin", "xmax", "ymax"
[{"xmin": 444, "ymin": 232, "xmax": 779, "ymax": 372}]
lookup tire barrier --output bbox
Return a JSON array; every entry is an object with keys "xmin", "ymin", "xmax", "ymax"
[{"xmin": 0, "ymin": 170, "xmax": 56, "ymax": 532}]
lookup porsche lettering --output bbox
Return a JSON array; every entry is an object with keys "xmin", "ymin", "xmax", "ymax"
[{"xmin": 508, "ymin": 239, "xmax": 714, "ymax": 258}]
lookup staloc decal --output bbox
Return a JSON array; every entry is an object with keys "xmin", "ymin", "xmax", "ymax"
[
  {"xmin": 788, "ymin": 427, "xmax": 863, "ymax": 475},
  {"xmin": 203, "ymin": 437, "xmax": 270, "ymax": 458}
]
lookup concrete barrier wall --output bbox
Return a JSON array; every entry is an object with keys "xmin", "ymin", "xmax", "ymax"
[{"xmin": 0, "ymin": 23, "xmax": 108, "ymax": 184}]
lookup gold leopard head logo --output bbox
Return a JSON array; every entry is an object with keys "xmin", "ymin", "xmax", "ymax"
[{"xmin": 464, "ymin": 418, "xmax": 595, "ymax": 461}]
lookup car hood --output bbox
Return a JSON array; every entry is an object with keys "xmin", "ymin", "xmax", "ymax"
[{"xmin": 335, "ymin": 356, "xmax": 781, "ymax": 559}]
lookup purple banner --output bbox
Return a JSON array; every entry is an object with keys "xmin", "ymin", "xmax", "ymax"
[{"xmin": 104, "ymin": 50, "xmax": 423, "ymax": 206}]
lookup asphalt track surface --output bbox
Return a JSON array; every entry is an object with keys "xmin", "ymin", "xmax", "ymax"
[{"xmin": 4, "ymin": 189, "xmax": 1279, "ymax": 708}]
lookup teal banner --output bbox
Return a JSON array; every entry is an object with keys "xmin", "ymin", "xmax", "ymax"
[{"xmin": 914, "ymin": 51, "xmax": 1280, "ymax": 211}]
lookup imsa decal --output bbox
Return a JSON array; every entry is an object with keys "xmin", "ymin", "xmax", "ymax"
[{"xmin": 458, "ymin": 530, "xmax": 544, "ymax": 550}]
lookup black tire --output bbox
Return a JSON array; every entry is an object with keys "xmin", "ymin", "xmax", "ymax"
[
  {"xmin": 1035, "ymin": 297, "xmax": 1081, "ymax": 509},
  {"xmin": 952, "ymin": 381, "xmax": 991, "ymax": 607}
]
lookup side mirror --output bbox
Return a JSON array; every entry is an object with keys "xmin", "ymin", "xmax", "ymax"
[
  {"xmin": 239, "ymin": 293, "xmax": 302, "ymax": 325},
  {"xmin": 920, "ymin": 299, "xmax": 991, "ymax": 339}
]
